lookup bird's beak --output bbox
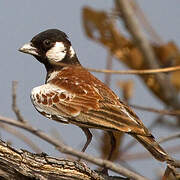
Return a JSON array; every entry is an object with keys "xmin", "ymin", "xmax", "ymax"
[{"xmin": 19, "ymin": 42, "xmax": 39, "ymax": 56}]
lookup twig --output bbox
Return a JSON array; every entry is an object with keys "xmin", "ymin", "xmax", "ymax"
[
  {"xmin": 11, "ymin": 81, "xmax": 42, "ymax": 152},
  {"xmin": 130, "ymin": 104, "xmax": 180, "ymax": 116},
  {"xmin": 0, "ymin": 115, "xmax": 148, "ymax": 180},
  {"xmin": 120, "ymin": 144, "xmax": 180, "ymax": 162},
  {"xmin": 12, "ymin": 81, "xmax": 25, "ymax": 122},
  {"xmin": 158, "ymin": 133, "xmax": 180, "ymax": 144},
  {"xmin": 104, "ymin": 52, "xmax": 113, "ymax": 86},
  {"xmin": 87, "ymin": 65, "xmax": 180, "ymax": 75},
  {"xmin": 57, "ymin": 62, "xmax": 180, "ymax": 75},
  {"xmin": 0, "ymin": 123, "xmax": 41, "ymax": 153}
]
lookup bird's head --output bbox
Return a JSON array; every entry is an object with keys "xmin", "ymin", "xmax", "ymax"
[{"xmin": 19, "ymin": 29, "xmax": 80, "ymax": 70}]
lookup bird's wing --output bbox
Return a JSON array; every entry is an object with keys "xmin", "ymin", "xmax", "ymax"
[
  {"xmin": 82, "ymin": 101, "xmax": 150, "ymax": 136},
  {"xmin": 30, "ymin": 81, "xmax": 103, "ymax": 124}
]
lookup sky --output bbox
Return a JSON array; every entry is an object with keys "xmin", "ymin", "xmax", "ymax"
[{"xmin": 0, "ymin": 1, "xmax": 180, "ymax": 179}]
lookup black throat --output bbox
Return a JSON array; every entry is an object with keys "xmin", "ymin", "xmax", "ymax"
[{"xmin": 44, "ymin": 53, "xmax": 81, "ymax": 83}]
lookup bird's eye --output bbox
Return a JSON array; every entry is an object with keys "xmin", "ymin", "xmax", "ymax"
[{"xmin": 43, "ymin": 40, "xmax": 51, "ymax": 47}]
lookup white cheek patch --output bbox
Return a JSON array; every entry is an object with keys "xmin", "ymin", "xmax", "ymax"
[
  {"xmin": 46, "ymin": 42, "xmax": 66, "ymax": 62},
  {"xmin": 69, "ymin": 46, "xmax": 75, "ymax": 58}
]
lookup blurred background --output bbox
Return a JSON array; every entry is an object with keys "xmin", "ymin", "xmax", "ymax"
[{"xmin": 1, "ymin": 1, "xmax": 180, "ymax": 179}]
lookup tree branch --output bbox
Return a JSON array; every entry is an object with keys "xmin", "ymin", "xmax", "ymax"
[
  {"xmin": 115, "ymin": 0, "xmax": 180, "ymax": 109},
  {"xmin": 88, "ymin": 65, "xmax": 180, "ymax": 75},
  {"xmin": 0, "ymin": 123, "xmax": 41, "ymax": 153},
  {"xmin": 0, "ymin": 115, "xmax": 148, "ymax": 180},
  {"xmin": 158, "ymin": 132, "xmax": 180, "ymax": 144},
  {"xmin": 0, "ymin": 139, "xmax": 104, "ymax": 180},
  {"xmin": 12, "ymin": 81, "xmax": 25, "ymax": 122}
]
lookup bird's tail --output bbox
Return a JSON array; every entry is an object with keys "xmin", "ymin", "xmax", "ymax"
[{"xmin": 132, "ymin": 134, "xmax": 172, "ymax": 162}]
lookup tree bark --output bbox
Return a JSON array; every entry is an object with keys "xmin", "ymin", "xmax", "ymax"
[{"xmin": 0, "ymin": 139, "xmax": 104, "ymax": 180}]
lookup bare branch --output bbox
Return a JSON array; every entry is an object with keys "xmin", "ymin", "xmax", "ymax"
[
  {"xmin": 158, "ymin": 133, "xmax": 180, "ymax": 144},
  {"xmin": 57, "ymin": 62, "xmax": 180, "ymax": 75},
  {"xmin": 87, "ymin": 65, "xmax": 180, "ymax": 75},
  {"xmin": 120, "ymin": 145, "xmax": 180, "ymax": 163},
  {"xmin": 0, "ymin": 115, "xmax": 148, "ymax": 180},
  {"xmin": 130, "ymin": 104, "xmax": 180, "ymax": 116},
  {"xmin": 104, "ymin": 52, "xmax": 113, "ymax": 86},
  {"xmin": 0, "ymin": 139, "xmax": 104, "ymax": 180},
  {"xmin": 0, "ymin": 123, "xmax": 41, "ymax": 153},
  {"xmin": 11, "ymin": 81, "xmax": 42, "ymax": 152},
  {"xmin": 12, "ymin": 81, "xmax": 25, "ymax": 122}
]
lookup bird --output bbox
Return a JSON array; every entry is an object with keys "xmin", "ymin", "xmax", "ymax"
[{"xmin": 19, "ymin": 29, "xmax": 171, "ymax": 163}]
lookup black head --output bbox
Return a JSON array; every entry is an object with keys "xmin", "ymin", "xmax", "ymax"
[{"xmin": 19, "ymin": 29, "xmax": 80, "ymax": 71}]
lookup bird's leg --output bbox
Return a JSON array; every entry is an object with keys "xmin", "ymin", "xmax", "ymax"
[
  {"xmin": 107, "ymin": 131, "xmax": 116, "ymax": 160},
  {"xmin": 101, "ymin": 131, "xmax": 116, "ymax": 174},
  {"xmin": 80, "ymin": 127, "xmax": 92, "ymax": 152},
  {"xmin": 78, "ymin": 127, "xmax": 92, "ymax": 161}
]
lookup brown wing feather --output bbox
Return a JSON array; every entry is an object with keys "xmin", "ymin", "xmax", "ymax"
[{"xmin": 86, "ymin": 104, "xmax": 149, "ymax": 135}]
